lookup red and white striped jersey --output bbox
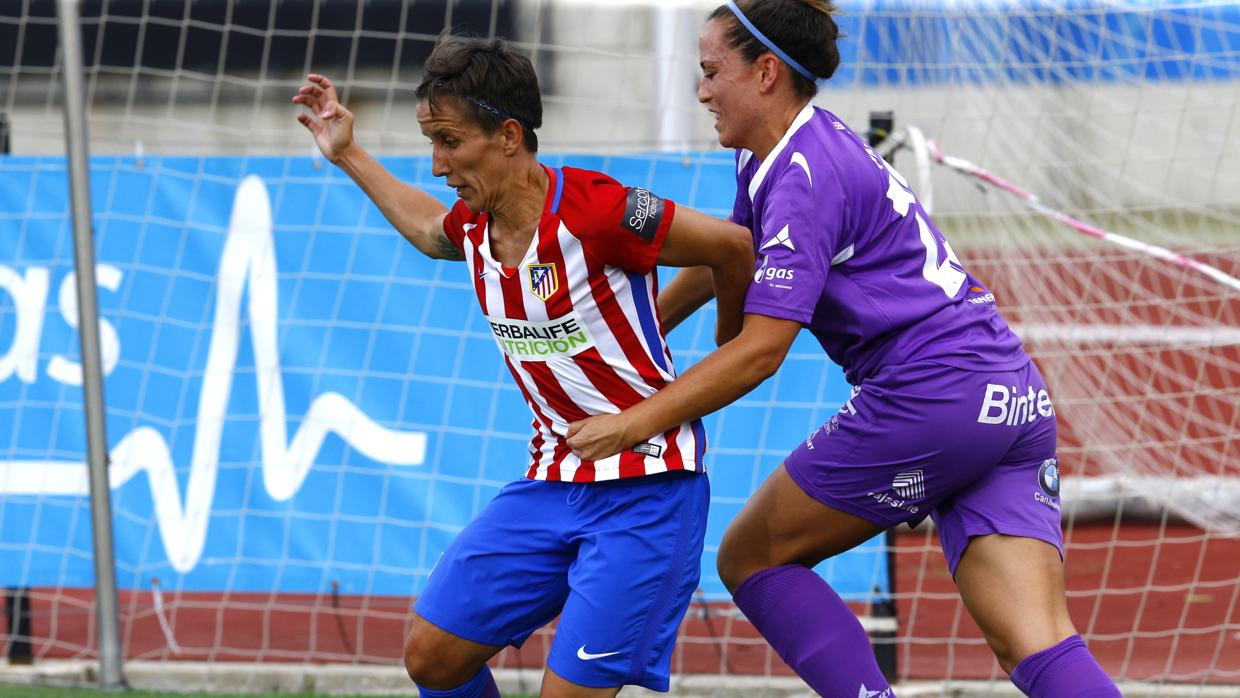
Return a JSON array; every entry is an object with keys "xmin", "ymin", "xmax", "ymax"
[{"xmin": 442, "ymin": 165, "xmax": 707, "ymax": 482}]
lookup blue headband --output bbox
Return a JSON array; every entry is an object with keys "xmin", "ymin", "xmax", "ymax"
[
  {"xmin": 465, "ymin": 95, "xmax": 533, "ymax": 131},
  {"xmin": 431, "ymin": 79, "xmax": 534, "ymax": 131},
  {"xmin": 725, "ymin": 0, "xmax": 817, "ymax": 82}
]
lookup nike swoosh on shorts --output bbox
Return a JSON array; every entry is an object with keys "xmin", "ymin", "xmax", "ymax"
[{"xmin": 576, "ymin": 645, "xmax": 621, "ymax": 661}]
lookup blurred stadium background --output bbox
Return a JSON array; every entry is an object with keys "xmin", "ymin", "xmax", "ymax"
[{"xmin": 1, "ymin": 0, "xmax": 1237, "ymax": 694}]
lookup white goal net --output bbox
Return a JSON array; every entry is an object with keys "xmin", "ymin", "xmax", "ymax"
[{"xmin": 1, "ymin": 0, "xmax": 1237, "ymax": 692}]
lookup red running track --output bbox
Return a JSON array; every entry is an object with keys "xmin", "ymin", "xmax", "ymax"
[{"xmin": 4, "ymin": 522, "xmax": 1237, "ymax": 685}]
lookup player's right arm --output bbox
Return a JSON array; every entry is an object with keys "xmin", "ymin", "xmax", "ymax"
[
  {"xmin": 655, "ymin": 206, "xmax": 753, "ymax": 346},
  {"xmin": 657, "ymin": 160, "xmax": 756, "ymax": 336},
  {"xmin": 293, "ymin": 74, "xmax": 460, "ymax": 261},
  {"xmin": 657, "ymin": 266, "xmax": 714, "ymax": 335}
]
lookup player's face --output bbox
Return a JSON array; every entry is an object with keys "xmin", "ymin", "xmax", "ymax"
[
  {"xmin": 698, "ymin": 18, "xmax": 761, "ymax": 151},
  {"xmin": 417, "ymin": 98, "xmax": 508, "ymax": 212}
]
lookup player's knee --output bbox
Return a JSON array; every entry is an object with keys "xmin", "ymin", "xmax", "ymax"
[
  {"xmin": 980, "ymin": 631, "xmax": 1020, "ymax": 673},
  {"xmin": 402, "ymin": 629, "xmax": 462, "ymax": 688},
  {"xmin": 986, "ymin": 628, "xmax": 1074, "ymax": 674},
  {"xmin": 716, "ymin": 535, "xmax": 758, "ymax": 593}
]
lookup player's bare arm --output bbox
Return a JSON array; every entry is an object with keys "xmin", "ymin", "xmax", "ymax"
[
  {"xmin": 657, "ymin": 266, "xmax": 715, "ymax": 335},
  {"xmin": 566, "ymin": 313, "xmax": 799, "ymax": 461},
  {"xmin": 294, "ymin": 73, "xmax": 459, "ymax": 261},
  {"xmin": 655, "ymin": 207, "xmax": 754, "ymax": 345}
]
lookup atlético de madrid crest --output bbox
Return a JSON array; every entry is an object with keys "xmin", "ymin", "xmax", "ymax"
[{"xmin": 528, "ymin": 263, "xmax": 559, "ymax": 301}]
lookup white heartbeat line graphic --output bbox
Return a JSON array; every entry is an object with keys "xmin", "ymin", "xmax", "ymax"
[{"xmin": 0, "ymin": 175, "xmax": 427, "ymax": 572}]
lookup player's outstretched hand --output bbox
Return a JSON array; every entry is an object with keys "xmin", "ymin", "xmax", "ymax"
[
  {"xmin": 566, "ymin": 413, "xmax": 636, "ymax": 462},
  {"xmin": 293, "ymin": 74, "xmax": 356, "ymax": 164}
]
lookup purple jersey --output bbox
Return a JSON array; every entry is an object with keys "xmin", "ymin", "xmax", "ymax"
[{"xmin": 734, "ymin": 104, "xmax": 1027, "ymax": 384}]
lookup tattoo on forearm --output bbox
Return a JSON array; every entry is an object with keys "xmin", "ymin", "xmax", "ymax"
[{"xmin": 435, "ymin": 233, "xmax": 465, "ymax": 260}]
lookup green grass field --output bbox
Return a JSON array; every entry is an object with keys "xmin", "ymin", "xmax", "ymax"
[{"xmin": 0, "ymin": 686, "xmax": 537, "ymax": 698}]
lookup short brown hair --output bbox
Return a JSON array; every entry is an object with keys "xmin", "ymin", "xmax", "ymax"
[
  {"xmin": 709, "ymin": 0, "xmax": 843, "ymax": 99},
  {"xmin": 415, "ymin": 33, "xmax": 543, "ymax": 152}
]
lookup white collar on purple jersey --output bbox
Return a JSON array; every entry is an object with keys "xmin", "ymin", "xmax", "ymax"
[{"xmin": 747, "ymin": 101, "xmax": 817, "ymax": 201}]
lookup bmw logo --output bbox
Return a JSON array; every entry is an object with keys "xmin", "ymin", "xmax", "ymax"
[{"xmin": 1038, "ymin": 458, "xmax": 1060, "ymax": 497}]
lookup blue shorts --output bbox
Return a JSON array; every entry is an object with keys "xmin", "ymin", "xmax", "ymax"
[
  {"xmin": 785, "ymin": 360, "xmax": 1063, "ymax": 575},
  {"xmin": 413, "ymin": 470, "xmax": 709, "ymax": 691}
]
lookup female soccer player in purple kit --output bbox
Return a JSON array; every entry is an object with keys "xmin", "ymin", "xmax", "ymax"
[{"xmin": 568, "ymin": 1, "xmax": 1122, "ymax": 695}]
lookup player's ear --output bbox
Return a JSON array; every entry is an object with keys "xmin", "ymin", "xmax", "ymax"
[
  {"xmin": 757, "ymin": 52, "xmax": 782, "ymax": 94},
  {"xmin": 501, "ymin": 118, "xmax": 524, "ymax": 155}
]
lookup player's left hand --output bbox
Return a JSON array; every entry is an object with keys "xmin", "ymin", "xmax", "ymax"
[
  {"xmin": 292, "ymin": 74, "xmax": 356, "ymax": 164},
  {"xmin": 566, "ymin": 413, "xmax": 636, "ymax": 461}
]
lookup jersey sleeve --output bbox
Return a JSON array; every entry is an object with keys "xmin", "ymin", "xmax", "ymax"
[
  {"xmin": 744, "ymin": 159, "xmax": 845, "ymax": 325},
  {"xmin": 440, "ymin": 199, "xmax": 474, "ymax": 250},
  {"xmin": 730, "ymin": 152, "xmax": 755, "ymax": 230},
  {"xmin": 730, "ymin": 186, "xmax": 754, "ymax": 232},
  {"xmin": 557, "ymin": 168, "xmax": 676, "ymax": 274}
]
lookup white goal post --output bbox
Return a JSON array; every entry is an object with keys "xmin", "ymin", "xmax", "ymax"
[{"xmin": 1, "ymin": 0, "xmax": 1237, "ymax": 692}]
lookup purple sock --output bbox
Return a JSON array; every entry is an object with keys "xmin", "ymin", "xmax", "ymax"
[
  {"xmin": 415, "ymin": 665, "xmax": 500, "ymax": 698},
  {"xmin": 733, "ymin": 563, "xmax": 894, "ymax": 697},
  {"xmin": 1010, "ymin": 635, "xmax": 1120, "ymax": 697}
]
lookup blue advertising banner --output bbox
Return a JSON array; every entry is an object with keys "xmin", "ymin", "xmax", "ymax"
[
  {"xmin": 0, "ymin": 154, "xmax": 880, "ymax": 601},
  {"xmin": 837, "ymin": 0, "xmax": 1240, "ymax": 86}
]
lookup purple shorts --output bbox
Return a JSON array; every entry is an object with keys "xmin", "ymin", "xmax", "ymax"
[{"xmin": 784, "ymin": 360, "xmax": 1063, "ymax": 574}]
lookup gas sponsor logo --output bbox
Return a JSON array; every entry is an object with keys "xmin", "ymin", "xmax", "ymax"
[{"xmin": 754, "ymin": 265, "xmax": 795, "ymax": 287}]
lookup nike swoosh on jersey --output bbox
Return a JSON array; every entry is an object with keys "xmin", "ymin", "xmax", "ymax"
[{"xmin": 576, "ymin": 645, "xmax": 621, "ymax": 661}]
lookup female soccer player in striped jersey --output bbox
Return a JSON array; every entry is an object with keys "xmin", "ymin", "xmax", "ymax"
[
  {"xmin": 294, "ymin": 34, "xmax": 753, "ymax": 698},
  {"xmin": 567, "ymin": 1, "xmax": 1120, "ymax": 695}
]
